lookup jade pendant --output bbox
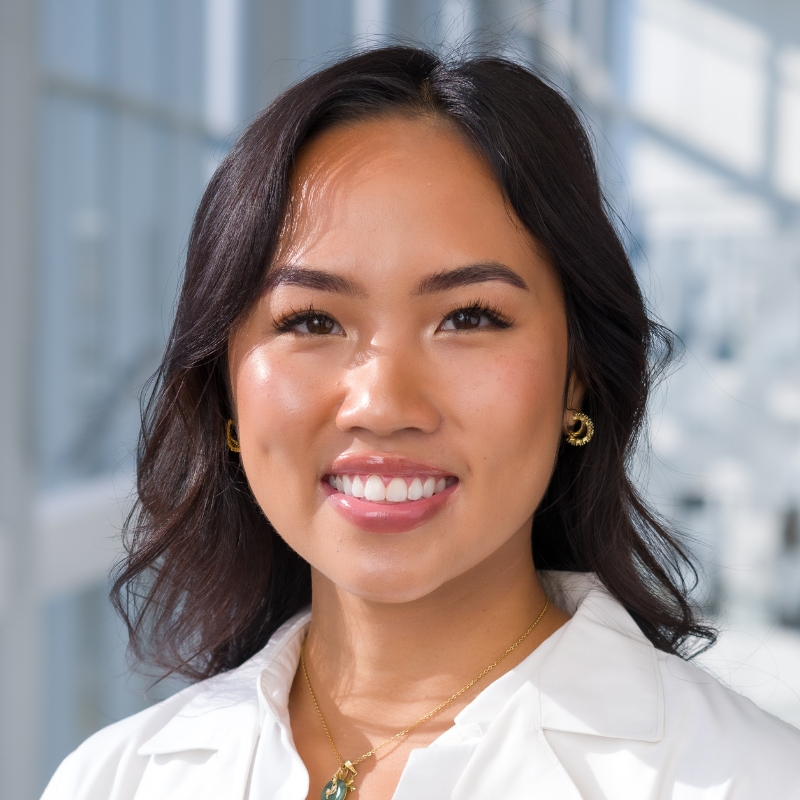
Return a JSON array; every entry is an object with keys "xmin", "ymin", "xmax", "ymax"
[
  {"xmin": 321, "ymin": 761, "xmax": 357, "ymax": 799},
  {"xmin": 321, "ymin": 777, "xmax": 348, "ymax": 800}
]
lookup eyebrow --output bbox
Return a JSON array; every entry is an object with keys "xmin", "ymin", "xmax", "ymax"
[
  {"xmin": 264, "ymin": 265, "xmax": 367, "ymax": 296},
  {"xmin": 265, "ymin": 260, "xmax": 528, "ymax": 296},
  {"xmin": 413, "ymin": 262, "xmax": 528, "ymax": 294}
]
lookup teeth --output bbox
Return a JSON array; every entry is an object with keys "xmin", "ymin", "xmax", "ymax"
[
  {"xmin": 364, "ymin": 475, "xmax": 386, "ymax": 502},
  {"xmin": 327, "ymin": 473, "xmax": 456, "ymax": 503},
  {"xmin": 408, "ymin": 477, "xmax": 423, "ymax": 501},
  {"xmin": 386, "ymin": 477, "xmax": 408, "ymax": 503}
]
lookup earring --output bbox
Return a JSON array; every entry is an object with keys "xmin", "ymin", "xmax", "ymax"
[
  {"xmin": 564, "ymin": 410, "xmax": 594, "ymax": 446},
  {"xmin": 226, "ymin": 419, "xmax": 241, "ymax": 453}
]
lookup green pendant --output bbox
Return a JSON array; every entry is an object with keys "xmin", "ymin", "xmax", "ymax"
[
  {"xmin": 321, "ymin": 761, "xmax": 357, "ymax": 799},
  {"xmin": 321, "ymin": 777, "xmax": 348, "ymax": 800}
]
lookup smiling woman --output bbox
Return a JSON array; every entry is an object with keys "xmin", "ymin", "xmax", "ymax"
[{"xmin": 42, "ymin": 47, "xmax": 800, "ymax": 800}]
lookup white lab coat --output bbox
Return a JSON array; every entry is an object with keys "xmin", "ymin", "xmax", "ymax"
[{"xmin": 42, "ymin": 572, "xmax": 800, "ymax": 799}]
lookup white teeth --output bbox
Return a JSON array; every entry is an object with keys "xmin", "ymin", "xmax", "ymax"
[
  {"xmin": 328, "ymin": 473, "xmax": 456, "ymax": 503},
  {"xmin": 364, "ymin": 475, "xmax": 386, "ymax": 502},
  {"xmin": 408, "ymin": 477, "xmax": 424, "ymax": 501},
  {"xmin": 386, "ymin": 477, "xmax": 408, "ymax": 502}
]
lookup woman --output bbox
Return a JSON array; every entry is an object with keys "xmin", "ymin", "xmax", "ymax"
[{"xmin": 43, "ymin": 47, "xmax": 800, "ymax": 799}]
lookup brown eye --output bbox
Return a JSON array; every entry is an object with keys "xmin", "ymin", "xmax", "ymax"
[
  {"xmin": 304, "ymin": 315, "xmax": 336, "ymax": 334},
  {"xmin": 282, "ymin": 311, "xmax": 344, "ymax": 335},
  {"xmin": 440, "ymin": 304, "xmax": 510, "ymax": 331},
  {"xmin": 449, "ymin": 309, "xmax": 483, "ymax": 329}
]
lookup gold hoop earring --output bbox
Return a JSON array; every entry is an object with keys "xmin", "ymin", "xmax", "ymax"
[
  {"xmin": 226, "ymin": 419, "xmax": 241, "ymax": 453},
  {"xmin": 564, "ymin": 410, "xmax": 594, "ymax": 446}
]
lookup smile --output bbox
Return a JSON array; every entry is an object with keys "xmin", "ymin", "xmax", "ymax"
[
  {"xmin": 326, "ymin": 474, "xmax": 457, "ymax": 503},
  {"xmin": 322, "ymin": 455, "xmax": 459, "ymax": 533}
]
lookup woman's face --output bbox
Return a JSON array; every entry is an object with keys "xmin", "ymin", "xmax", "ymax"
[{"xmin": 229, "ymin": 116, "xmax": 576, "ymax": 603}]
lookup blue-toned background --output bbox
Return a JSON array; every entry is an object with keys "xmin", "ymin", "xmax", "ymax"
[{"xmin": 1, "ymin": 1, "xmax": 799, "ymax": 796}]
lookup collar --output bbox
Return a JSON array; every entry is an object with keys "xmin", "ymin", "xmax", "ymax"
[
  {"xmin": 137, "ymin": 610, "xmax": 310, "ymax": 756},
  {"xmin": 137, "ymin": 571, "xmax": 664, "ymax": 757},
  {"xmin": 537, "ymin": 571, "xmax": 664, "ymax": 742}
]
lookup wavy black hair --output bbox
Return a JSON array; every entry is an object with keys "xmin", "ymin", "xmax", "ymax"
[{"xmin": 111, "ymin": 45, "xmax": 715, "ymax": 680}]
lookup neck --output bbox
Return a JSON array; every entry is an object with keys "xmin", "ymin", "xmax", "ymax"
[{"xmin": 302, "ymin": 524, "xmax": 560, "ymax": 716}]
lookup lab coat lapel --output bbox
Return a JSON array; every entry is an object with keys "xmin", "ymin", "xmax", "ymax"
[
  {"xmin": 131, "ymin": 698, "xmax": 260, "ymax": 800},
  {"xmin": 129, "ymin": 610, "xmax": 311, "ymax": 800},
  {"xmin": 450, "ymin": 682, "xmax": 583, "ymax": 800},
  {"xmin": 538, "ymin": 576, "xmax": 664, "ymax": 742},
  {"xmin": 450, "ymin": 574, "xmax": 665, "ymax": 799}
]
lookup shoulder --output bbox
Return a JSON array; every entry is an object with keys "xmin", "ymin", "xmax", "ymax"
[
  {"xmin": 606, "ymin": 642, "xmax": 800, "ymax": 797},
  {"xmin": 41, "ymin": 698, "xmax": 172, "ymax": 800},
  {"xmin": 41, "ymin": 683, "xmax": 208, "ymax": 800},
  {"xmin": 537, "ymin": 574, "xmax": 800, "ymax": 797},
  {"xmin": 658, "ymin": 650, "xmax": 800, "ymax": 780},
  {"xmin": 40, "ymin": 661, "xmax": 264, "ymax": 800},
  {"xmin": 40, "ymin": 609, "xmax": 311, "ymax": 800}
]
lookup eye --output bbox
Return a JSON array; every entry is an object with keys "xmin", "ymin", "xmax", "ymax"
[
  {"xmin": 439, "ymin": 303, "xmax": 511, "ymax": 331},
  {"xmin": 296, "ymin": 314, "xmax": 342, "ymax": 335},
  {"xmin": 275, "ymin": 308, "xmax": 344, "ymax": 336}
]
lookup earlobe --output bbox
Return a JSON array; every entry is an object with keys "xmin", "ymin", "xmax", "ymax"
[
  {"xmin": 564, "ymin": 372, "xmax": 585, "ymax": 424},
  {"xmin": 562, "ymin": 373, "xmax": 593, "ymax": 446}
]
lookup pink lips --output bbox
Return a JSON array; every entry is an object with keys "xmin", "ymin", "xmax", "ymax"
[{"xmin": 322, "ymin": 454, "xmax": 458, "ymax": 534}]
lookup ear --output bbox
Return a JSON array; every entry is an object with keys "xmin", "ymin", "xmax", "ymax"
[{"xmin": 563, "ymin": 372, "xmax": 585, "ymax": 429}]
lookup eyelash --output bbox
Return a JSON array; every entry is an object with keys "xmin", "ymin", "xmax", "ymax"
[
  {"xmin": 272, "ymin": 300, "xmax": 513, "ymax": 334},
  {"xmin": 273, "ymin": 304, "xmax": 333, "ymax": 333},
  {"xmin": 440, "ymin": 299, "xmax": 513, "ymax": 330}
]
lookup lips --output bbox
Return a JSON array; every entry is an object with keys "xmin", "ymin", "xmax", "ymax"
[{"xmin": 322, "ymin": 454, "xmax": 458, "ymax": 533}]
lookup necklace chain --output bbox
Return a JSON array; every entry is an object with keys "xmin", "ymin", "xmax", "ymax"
[{"xmin": 300, "ymin": 597, "xmax": 549, "ymax": 775}]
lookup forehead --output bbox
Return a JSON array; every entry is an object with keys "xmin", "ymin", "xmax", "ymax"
[
  {"xmin": 292, "ymin": 114, "xmax": 494, "ymax": 191},
  {"xmin": 279, "ymin": 115, "xmax": 539, "ymax": 271}
]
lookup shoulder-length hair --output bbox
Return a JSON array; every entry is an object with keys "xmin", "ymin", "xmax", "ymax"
[{"xmin": 112, "ymin": 45, "xmax": 715, "ymax": 681}]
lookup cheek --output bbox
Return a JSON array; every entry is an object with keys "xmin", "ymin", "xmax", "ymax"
[
  {"xmin": 440, "ymin": 343, "xmax": 565, "ymax": 500},
  {"xmin": 233, "ymin": 348, "xmax": 337, "ymax": 501}
]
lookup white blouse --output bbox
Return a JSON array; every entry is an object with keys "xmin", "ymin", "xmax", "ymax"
[{"xmin": 42, "ymin": 572, "xmax": 800, "ymax": 800}]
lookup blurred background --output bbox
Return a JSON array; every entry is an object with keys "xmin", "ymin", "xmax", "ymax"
[{"xmin": 1, "ymin": 0, "xmax": 799, "ymax": 796}]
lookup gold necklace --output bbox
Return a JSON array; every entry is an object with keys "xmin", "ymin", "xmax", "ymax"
[{"xmin": 300, "ymin": 598, "xmax": 549, "ymax": 800}]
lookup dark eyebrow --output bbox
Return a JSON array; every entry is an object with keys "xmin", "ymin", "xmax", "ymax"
[
  {"xmin": 414, "ymin": 262, "xmax": 529, "ymax": 294},
  {"xmin": 264, "ymin": 261, "xmax": 528, "ymax": 296},
  {"xmin": 264, "ymin": 265, "xmax": 367, "ymax": 297}
]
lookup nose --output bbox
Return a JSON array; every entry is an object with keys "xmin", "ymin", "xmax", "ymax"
[{"xmin": 335, "ymin": 347, "xmax": 441, "ymax": 437}]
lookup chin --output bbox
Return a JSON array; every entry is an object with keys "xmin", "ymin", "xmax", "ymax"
[{"xmin": 324, "ymin": 560, "xmax": 458, "ymax": 605}]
